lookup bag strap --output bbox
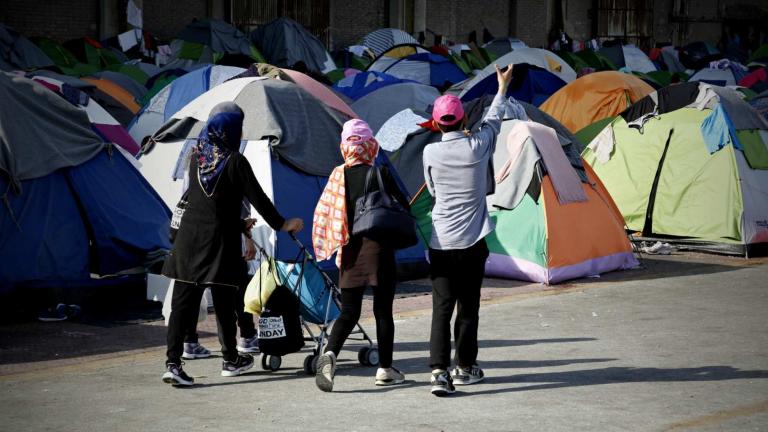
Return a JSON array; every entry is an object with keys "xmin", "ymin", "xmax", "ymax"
[{"xmin": 371, "ymin": 166, "xmax": 393, "ymax": 206}]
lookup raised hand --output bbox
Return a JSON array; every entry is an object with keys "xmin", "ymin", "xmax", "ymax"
[{"xmin": 495, "ymin": 64, "xmax": 513, "ymax": 93}]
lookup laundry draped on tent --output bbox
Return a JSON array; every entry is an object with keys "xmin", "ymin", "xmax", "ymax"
[
  {"xmin": 580, "ymin": 81, "xmax": 768, "ymax": 255},
  {"xmin": 383, "ymin": 96, "xmax": 636, "ymax": 283}
]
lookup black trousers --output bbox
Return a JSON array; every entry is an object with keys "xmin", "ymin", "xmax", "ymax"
[
  {"xmin": 184, "ymin": 274, "xmax": 256, "ymax": 343},
  {"xmin": 325, "ymin": 283, "xmax": 396, "ymax": 368},
  {"xmin": 428, "ymin": 238, "xmax": 488, "ymax": 370},
  {"xmin": 166, "ymin": 280, "xmax": 239, "ymax": 364}
]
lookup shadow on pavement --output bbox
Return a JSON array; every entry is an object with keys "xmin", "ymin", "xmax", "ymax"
[
  {"xmin": 392, "ymin": 338, "xmax": 597, "ymax": 352},
  {"xmin": 466, "ymin": 365, "xmax": 768, "ymax": 396}
]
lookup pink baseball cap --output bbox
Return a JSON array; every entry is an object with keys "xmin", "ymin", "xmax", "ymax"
[
  {"xmin": 341, "ymin": 118, "xmax": 373, "ymax": 142},
  {"xmin": 432, "ymin": 94, "xmax": 465, "ymax": 126}
]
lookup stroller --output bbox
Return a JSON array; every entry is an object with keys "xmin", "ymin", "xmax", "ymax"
[{"xmin": 258, "ymin": 235, "xmax": 378, "ymax": 374}]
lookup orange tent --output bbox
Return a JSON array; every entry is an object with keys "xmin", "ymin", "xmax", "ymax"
[
  {"xmin": 81, "ymin": 77, "xmax": 140, "ymax": 114},
  {"xmin": 540, "ymin": 71, "xmax": 653, "ymax": 132}
]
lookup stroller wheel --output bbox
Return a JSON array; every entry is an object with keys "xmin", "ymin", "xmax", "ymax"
[
  {"xmin": 303, "ymin": 354, "xmax": 318, "ymax": 375},
  {"xmin": 358, "ymin": 347, "xmax": 379, "ymax": 367},
  {"xmin": 261, "ymin": 354, "xmax": 282, "ymax": 371}
]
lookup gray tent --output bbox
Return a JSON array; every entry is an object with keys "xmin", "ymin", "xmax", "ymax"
[
  {"xmin": 151, "ymin": 77, "xmax": 349, "ymax": 176},
  {"xmin": 0, "ymin": 24, "xmax": 54, "ymax": 72},
  {"xmin": 251, "ymin": 17, "xmax": 335, "ymax": 73},
  {"xmin": 0, "ymin": 73, "xmax": 104, "ymax": 193},
  {"xmin": 351, "ymin": 82, "xmax": 439, "ymax": 133},
  {"xmin": 384, "ymin": 96, "xmax": 585, "ymax": 195}
]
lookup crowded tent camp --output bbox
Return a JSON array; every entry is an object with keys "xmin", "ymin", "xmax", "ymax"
[{"xmin": 2, "ymin": 2, "xmax": 768, "ymax": 426}]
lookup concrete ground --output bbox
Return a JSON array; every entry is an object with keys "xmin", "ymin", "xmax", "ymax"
[{"xmin": 1, "ymin": 252, "xmax": 767, "ymax": 431}]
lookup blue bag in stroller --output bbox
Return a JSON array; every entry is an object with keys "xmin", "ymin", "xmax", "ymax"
[{"xmin": 274, "ymin": 260, "xmax": 341, "ymax": 325}]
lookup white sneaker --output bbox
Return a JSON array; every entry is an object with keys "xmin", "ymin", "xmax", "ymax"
[
  {"xmin": 315, "ymin": 352, "xmax": 336, "ymax": 392},
  {"xmin": 237, "ymin": 336, "xmax": 259, "ymax": 353},
  {"xmin": 375, "ymin": 367, "xmax": 405, "ymax": 386},
  {"xmin": 451, "ymin": 364, "xmax": 485, "ymax": 385},
  {"xmin": 182, "ymin": 342, "xmax": 211, "ymax": 359}
]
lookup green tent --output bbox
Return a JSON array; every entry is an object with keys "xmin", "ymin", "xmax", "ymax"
[
  {"xmin": 581, "ymin": 82, "xmax": 768, "ymax": 255},
  {"xmin": 33, "ymin": 38, "xmax": 98, "ymax": 76}
]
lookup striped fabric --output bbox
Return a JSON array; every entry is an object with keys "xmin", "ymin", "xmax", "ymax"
[{"xmin": 362, "ymin": 28, "xmax": 418, "ymax": 57}]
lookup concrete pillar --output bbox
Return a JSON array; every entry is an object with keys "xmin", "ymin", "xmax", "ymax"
[
  {"xmin": 99, "ymin": 0, "xmax": 120, "ymax": 39},
  {"xmin": 209, "ymin": 0, "xmax": 226, "ymax": 20},
  {"xmin": 413, "ymin": 0, "xmax": 426, "ymax": 34}
]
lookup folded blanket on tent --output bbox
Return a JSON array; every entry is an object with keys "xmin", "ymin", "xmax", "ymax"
[{"xmin": 499, "ymin": 120, "xmax": 588, "ymax": 205}]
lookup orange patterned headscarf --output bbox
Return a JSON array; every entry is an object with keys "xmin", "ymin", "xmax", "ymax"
[{"xmin": 313, "ymin": 119, "xmax": 379, "ymax": 265}]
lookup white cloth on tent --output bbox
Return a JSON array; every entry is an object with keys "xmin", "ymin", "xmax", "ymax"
[
  {"xmin": 127, "ymin": 0, "xmax": 142, "ymax": 28},
  {"xmin": 588, "ymin": 124, "xmax": 616, "ymax": 164},
  {"xmin": 688, "ymin": 83, "xmax": 720, "ymax": 111},
  {"xmin": 118, "ymin": 29, "xmax": 139, "ymax": 51}
]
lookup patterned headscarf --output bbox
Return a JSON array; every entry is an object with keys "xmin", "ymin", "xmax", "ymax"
[
  {"xmin": 196, "ymin": 102, "xmax": 244, "ymax": 196},
  {"xmin": 313, "ymin": 119, "xmax": 379, "ymax": 265}
]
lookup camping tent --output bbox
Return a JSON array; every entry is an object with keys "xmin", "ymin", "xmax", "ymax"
[
  {"xmin": 92, "ymin": 70, "xmax": 147, "ymax": 101},
  {"xmin": 581, "ymin": 82, "xmax": 768, "ymax": 254},
  {"xmin": 360, "ymin": 28, "xmax": 418, "ymax": 57},
  {"xmin": 33, "ymin": 37, "xmax": 99, "ymax": 76},
  {"xmin": 0, "ymin": 24, "xmax": 54, "ymax": 72},
  {"xmin": 332, "ymin": 70, "xmax": 416, "ymax": 100},
  {"xmin": 457, "ymin": 63, "xmax": 566, "ymax": 105},
  {"xmin": 28, "ymin": 70, "xmax": 136, "ymax": 126},
  {"xmin": 540, "ymin": 71, "xmax": 654, "ymax": 132},
  {"xmin": 250, "ymin": 17, "xmax": 335, "ymax": 73},
  {"xmin": 129, "ymin": 65, "xmax": 244, "ymax": 144},
  {"xmin": 481, "ymin": 38, "xmax": 527, "ymax": 58},
  {"xmin": 351, "ymin": 82, "xmax": 439, "ymax": 133},
  {"xmin": 621, "ymin": 45, "xmax": 657, "ymax": 73},
  {"xmin": 493, "ymin": 48, "xmax": 576, "ymax": 83},
  {"xmin": 167, "ymin": 19, "xmax": 264, "ymax": 68},
  {"xmin": 689, "ymin": 66, "xmax": 745, "ymax": 86},
  {"xmin": 384, "ymin": 96, "xmax": 636, "ymax": 283},
  {"xmin": 80, "ymin": 76, "xmax": 141, "ymax": 116},
  {"xmin": 141, "ymin": 77, "xmax": 351, "ymax": 262},
  {"xmin": 366, "ymin": 52, "xmax": 467, "ymax": 90},
  {"xmin": 31, "ymin": 75, "xmax": 141, "ymax": 155},
  {"xmin": 0, "ymin": 73, "xmax": 170, "ymax": 291}
]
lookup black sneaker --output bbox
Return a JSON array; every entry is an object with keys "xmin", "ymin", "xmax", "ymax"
[
  {"xmin": 221, "ymin": 354, "xmax": 254, "ymax": 377},
  {"xmin": 451, "ymin": 364, "xmax": 485, "ymax": 385},
  {"xmin": 430, "ymin": 369, "xmax": 455, "ymax": 396},
  {"xmin": 162, "ymin": 362, "xmax": 194, "ymax": 386}
]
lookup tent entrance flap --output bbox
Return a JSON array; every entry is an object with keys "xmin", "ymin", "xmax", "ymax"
[{"xmin": 643, "ymin": 128, "xmax": 674, "ymax": 236}]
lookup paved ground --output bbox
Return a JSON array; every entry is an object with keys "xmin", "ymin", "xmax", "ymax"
[{"xmin": 1, "ymin": 252, "xmax": 767, "ymax": 431}]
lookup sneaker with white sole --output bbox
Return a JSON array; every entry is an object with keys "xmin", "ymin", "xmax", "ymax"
[
  {"xmin": 221, "ymin": 354, "xmax": 254, "ymax": 377},
  {"xmin": 315, "ymin": 351, "xmax": 336, "ymax": 392},
  {"xmin": 430, "ymin": 369, "xmax": 455, "ymax": 396},
  {"xmin": 451, "ymin": 364, "xmax": 485, "ymax": 385},
  {"xmin": 236, "ymin": 336, "xmax": 259, "ymax": 353},
  {"xmin": 375, "ymin": 367, "xmax": 405, "ymax": 386},
  {"xmin": 162, "ymin": 362, "xmax": 194, "ymax": 386},
  {"xmin": 182, "ymin": 342, "xmax": 211, "ymax": 359}
]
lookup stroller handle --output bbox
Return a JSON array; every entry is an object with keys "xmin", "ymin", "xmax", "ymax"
[{"xmin": 289, "ymin": 233, "xmax": 313, "ymax": 260}]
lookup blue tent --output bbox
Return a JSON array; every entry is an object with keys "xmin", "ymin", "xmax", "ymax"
[
  {"xmin": 129, "ymin": 65, "xmax": 244, "ymax": 144},
  {"xmin": 368, "ymin": 52, "xmax": 467, "ymax": 90},
  {"xmin": 1, "ymin": 74, "xmax": 171, "ymax": 293},
  {"xmin": 460, "ymin": 63, "xmax": 566, "ymax": 106},
  {"xmin": 332, "ymin": 70, "xmax": 416, "ymax": 101}
]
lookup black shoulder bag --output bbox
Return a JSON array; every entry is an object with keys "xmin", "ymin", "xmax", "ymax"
[{"xmin": 352, "ymin": 166, "xmax": 418, "ymax": 249}]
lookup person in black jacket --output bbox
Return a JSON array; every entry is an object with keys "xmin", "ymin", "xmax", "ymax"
[
  {"xmin": 312, "ymin": 119, "xmax": 410, "ymax": 392},
  {"xmin": 161, "ymin": 102, "xmax": 303, "ymax": 386}
]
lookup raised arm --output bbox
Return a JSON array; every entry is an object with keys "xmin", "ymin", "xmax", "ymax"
[{"xmin": 470, "ymin": 64, "xmax": 514, "ymax": 150}]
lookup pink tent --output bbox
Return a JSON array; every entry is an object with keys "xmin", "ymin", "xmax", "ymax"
[{"xmin": 280, "ymin": 68, "xmax": 357, "ymax": 118}]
